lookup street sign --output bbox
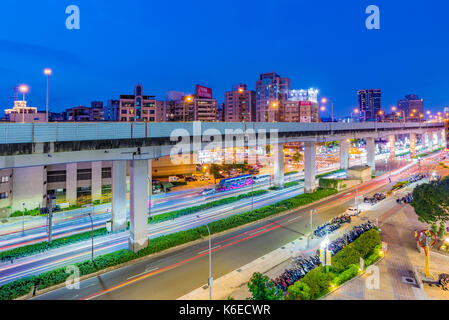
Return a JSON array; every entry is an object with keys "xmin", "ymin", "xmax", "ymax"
[
  {"xmin": 106, "ymin": 221, "xmax": 112, "ymax": 233},
  {"xmin": 320, "ymin": 248, "xmax": 325, "ymax": 265},
  {"xmin": 326, "ymin": 249, "xmax": 332, "ymax": 266}
]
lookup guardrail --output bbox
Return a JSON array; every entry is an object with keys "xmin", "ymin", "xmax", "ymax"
[{"xmin": 0, "ymin": 121, "xmax": 443, "ymax": 145}]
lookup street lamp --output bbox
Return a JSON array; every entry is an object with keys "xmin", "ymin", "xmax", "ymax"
[
  {"xmin": 350, "ymin": 109, "xmax": 359, "ymax": 123},
  {"xmin": 21, "ymin": 202, "xmax": 26, "ymax": 236},
  {"xmin": 320, "ymin": 236, "xmax": 331, "ymax": 272},
  {"xmin": 44, "ymin": 68, "xmax": 52, "ymax": 122},
  {"xmin": 197, "ymin": 215, "xmax": 213, "ymax": 300},
  {"xmin": 82, "ymin": 204, "xmax": 95, "ymax": 262},
  {"xmin": 321, "ymin": 97, "xmax": 334, "ymax": 122},
  {"xmin": 19, "ymin": 85, "xmax": 29, "ymax": 123}
]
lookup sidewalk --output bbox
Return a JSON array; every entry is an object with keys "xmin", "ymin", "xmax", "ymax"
[
  {"xmin": 178, "ymin": 216, "xmax": 367, "ymax": 300},
  {"xmin": 324, "ymin": 205, "xmax": 449, "ymax": 300}
]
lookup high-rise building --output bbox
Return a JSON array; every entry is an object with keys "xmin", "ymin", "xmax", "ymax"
[
  {"xmin": 164, "ymin": 86, "xmax": 217, "ymax": 122},
  {"xmin": 91, "ymin": 101, "xmax": 104, "ymax": 109},
  {"xmin": 283, "ymin": 89, "xmax": 319, "ymax": 122},
  {"xmin": 255, "ymin": 72, "xmax": 291, "ymax": 122},
  {"xmin": 357, "ymin": 89, "xmax": 382, "ymax": 121},
  {"xmin": 397, "ymin": 94, "xmax": 424, "ymax": 122},
  {"xmin": 64, "ymin": 105, "xmax": 104, "ymax": 121},
  {"xmin": 119, "ymin": 84, "xmax": 164, "ymax": 122},
  {"xmin": 4, "ymin": 100, "xmax": 46, "ymax": 122},
  {"xmin": 224, "ymin": 84, "xmax": 256, "ymax": 122},
  {"xmin": 217, "ymin": 103, "xmax": 225, "ymax": 122},
  {"xmin": 104, "ymin": 99, "xmax": 120, "ymax": 121}
]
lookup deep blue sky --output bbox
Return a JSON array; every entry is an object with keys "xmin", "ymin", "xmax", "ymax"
[{"xmin": 1, "ymin": 0, "xmax": 449, "ymax": 117}]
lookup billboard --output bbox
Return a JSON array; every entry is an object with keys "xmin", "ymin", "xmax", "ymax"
[{"xmin": 196, "ymin": 85, "xmax": 213, "ymax": 99}]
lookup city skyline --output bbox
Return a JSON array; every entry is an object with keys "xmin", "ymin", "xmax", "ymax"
[{"xmin": 1, "ymin": 1, "xmax": 449, "ymax": 116}]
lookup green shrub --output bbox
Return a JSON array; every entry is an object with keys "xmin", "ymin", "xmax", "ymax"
[
  {"xmin": 0, "ymin": 228, "xmax": 109, "ymax": 262},
  {"xmin": 149, "ymin": 190, "xmax": 269, "ymax": 224},
  {"xmin": 333, "ymin": 264, "xmax": 359, "ymax": 286},
  {"xmin": 287, "ymin": 281, "xmax": 311, "ymax": 300},
  {"xmin": 299, "ymin": 266, "xmax": 334, "ymax": 300},
  {"xmin": 284, "ymin": 171, "xmax": 299, "ymax": 176},
  {"xmin": 332, "ymin": 229, "xmax": 381, "ymax": 273}
]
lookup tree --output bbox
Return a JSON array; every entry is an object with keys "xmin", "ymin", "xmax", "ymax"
[
  {"xmin": 292, "ymin": 152, "xmax": 303, "ymax": 163},
  {"xmin": 210, "ymin": 164, "xmax": 221, "ymax": 184},
  {"xmin": 411, "ymin": 177, "xmax": 449, "ymax": 226},
  {"xmin": 287, "ymin": 282, "xmax": 311, "ymax": 300},
  {"xmin": 247, "ymin": 272, "xmax": 283, "ymax": 300}
]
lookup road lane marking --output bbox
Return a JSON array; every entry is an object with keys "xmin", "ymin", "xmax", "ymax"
[
  {"xmin": 127, "ymin": 267, "xmax": 159, "ymax": 280},
  {"xmin": 197, "ymin": 245, "xmax": 221, "ymax": 255}
]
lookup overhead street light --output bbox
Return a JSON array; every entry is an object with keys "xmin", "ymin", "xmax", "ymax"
[{"xmin": 44, "ymin": 68, "xmax": 52, "ymax": 122}]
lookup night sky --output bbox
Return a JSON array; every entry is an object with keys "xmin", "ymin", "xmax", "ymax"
[{"xmin": 1, "ymin": 0, "xmax": 449, "ymax": 117}]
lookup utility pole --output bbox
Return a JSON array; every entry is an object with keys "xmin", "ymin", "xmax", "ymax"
[{"xmin": 47, "ymin": 195, "xmax": 54, "ymax": 243}]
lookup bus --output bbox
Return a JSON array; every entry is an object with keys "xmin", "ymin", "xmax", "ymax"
[
  {"xmin": 252, "ymin": 174, "xmax": 271, "ymax": 184},
  {"xmin": 218, "ymin": 174, "xmax": 253, "ymax": 191}
]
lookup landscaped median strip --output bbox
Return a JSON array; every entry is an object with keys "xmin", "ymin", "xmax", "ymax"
[
  {"xmin": 0, "ymin": 188, "xmax": 337, "ymax": 300},
  {"xmin": 0, "ymin": 190, "xmax": 272, "ymax": 263}
]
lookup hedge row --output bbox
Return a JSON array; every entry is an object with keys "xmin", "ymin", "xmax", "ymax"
[
  {"xmin": 0, "ymin": 188, "xmax": 337, "ymax": 300},
  {"xmin": 1, "ymin": 190, "xmax": 270, "ymax": 261},
  {"xmin": 0, "ymin": 228, "xmax": 109, "ymax": 262},
  {"xmin": 316, "ymin": 169, "xmax": 345, "ymax": 179},
  {"xmin": 148, "ymin": 189, "xmax": 269, "ymax": 224},
  {"xmin": 287, "ymin": 229, "xmax": 382, "ymax": 300}
]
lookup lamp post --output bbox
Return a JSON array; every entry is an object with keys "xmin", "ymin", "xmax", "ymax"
[
  {"xmin": 82, "ymin": 204, "xmax": 95, "ymax": 262},
  {"xmin": 350, "ymin": 109, "xmax": 359, "ymax": 123},
  {"xmin": 321, "ymin": 236, "xmax": 331, "ymax": 272},
  {"xmin": 44, "ymin": 68, "xmax": 52, "ymax": 122},
  {"xmin": 21, "ymin": 202, "xmax": 26, "ymax": 236},
  {"xmin": 321, "ymin": 98, "xmax": 334, "ymax": 122},
  {"xmin": 19, "ymin": 85, "xmax": 29, "ymax": 123},
  {"xmin": 197, "ymin": 215, "xmax": 213, "ymax": 300}
]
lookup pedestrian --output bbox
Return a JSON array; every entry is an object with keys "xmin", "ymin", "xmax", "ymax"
[{"xmin": 414, "ymin": 230, "xmax": 418, "ymax": 240}]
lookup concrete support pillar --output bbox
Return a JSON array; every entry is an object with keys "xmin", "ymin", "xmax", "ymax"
[
  {"xmin": 273, "ymin": 143, "xmax": 285, "ymax": 188},
  {"xmin": 12, "ymin": 166, "xmax": 46, "ymax": 211},
  {"xmin": 66, "ymin": 163, "xmax": 77, "ymax": 205},
  {"xmin": 410, "ymin": 133, "xmax": 416, "ymax": 158},
  {"xmin": 388, "ymin": 135, "xmax": 396, "ymax": 159},
  {"xmin": 423, "ymin": 133, "xmax": 430, "ymax": 152},
  {"xmin": 112, "ymin": 160, "xmax": 127, "ymax": 232},
  {"xmin": 339, "ymin": 139, "xmax": 350, "ymax": 170},
  {"xmin": 366, "ymin": 137, "xmax": 376, "ymax": 175},
  {"xmin": 441, "ymin": 130, "xmax": 447, "ymax": 148},
  {"xmin": 304, "ymin": 141, "xmax": 317, "ymax": 194},
  {"xmin": 91, "ymin": 161, "xmax": 102, "ymax": 202},
  {"xmin": 436, "ymin": 132, "xmax": 442, "ymax": 149},
  {"xmin": 129, "ymin": 159, "xmax": 149, "ymax": 252},
  {"xmin": 428, "ymin": 133, "xmax": 435, "ymax": 151}
]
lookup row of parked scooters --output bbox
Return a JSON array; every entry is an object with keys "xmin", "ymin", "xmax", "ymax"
[
  {"xmin": 408, "ymin": 173, "xmax": 426, "ymax": 183},
  {"xmin": 396, "ymin": 192, "xmax": 413, "ymax": 204},
  {"xmin": 273, "ymin": 221, "xmax": 375, "ymax": 292},
  {"xmin": 363, "ymin": 193, "xmax": 386, "ymax": 205},
  {"xmin": 313, "ymin": 214, "xmax": 352, "ymax": 238}
]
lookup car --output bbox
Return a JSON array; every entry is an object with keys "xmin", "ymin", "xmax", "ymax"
[
  {"xmin": 168, "ymin": 176, "xmax": 181, "ymax": 182},
  {"xmin": 176, "ymin": 174, "xmax": 185, "ymax": 180},
  {"xmin": 185, "ymin": 176, "xmax": 197, "ymax": 182},
  {"xmin": 345, "ymin": 207, "xmax": 361, "ymax": 216},
  {"xmin": 201, "ymin": 188, "xmax": 216, "ymax": 196}
]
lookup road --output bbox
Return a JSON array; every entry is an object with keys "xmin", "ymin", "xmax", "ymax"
[
  {"xmin": 0, "ymin": 147, "xmax": 410, "ymax": 252},
  {"xmin": 0, "ymin": 151, "xmax": 412, "ymax": 286},
  {"xmin": 31, "ymin": 151, "xmax": 442, "ymax": 300},
  {"xmin": 0, "ymin": 162, "xmax": 348, "ymax": 252}
]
